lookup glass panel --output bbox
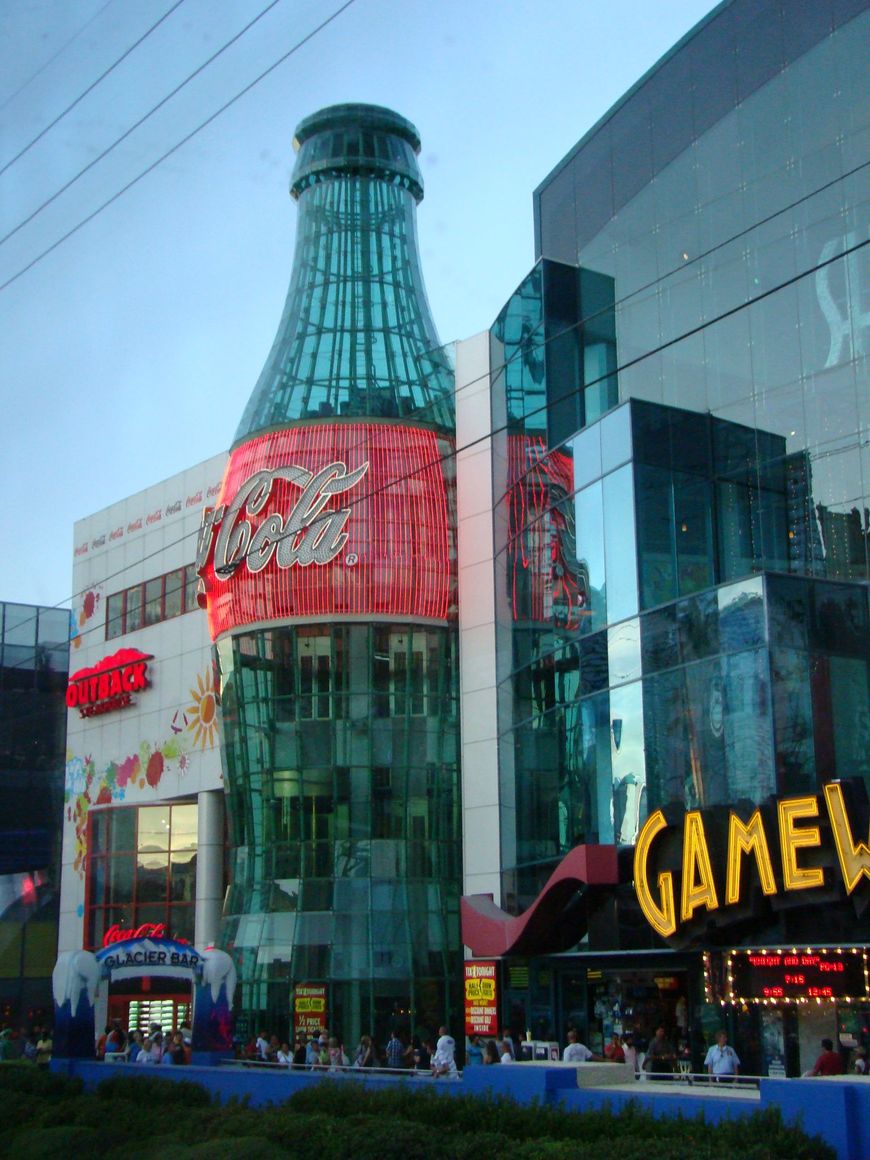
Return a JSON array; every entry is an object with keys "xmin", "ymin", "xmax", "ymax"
[
  {"xmin": 164, "ymin": 569, "xmax": 184, "ymax": 619},
  {"xmin": 108, "ymin": 855, "xmax": 134, "ymax": 905},
  {"xmin": 144, "ymin": 577, "xmax": 163, "ymax": 626},
  {"xmin": 717, "ymin": 577, "xmax": 765, "ymax": 652},
  {"xmin": 2, "ymin": 604, "xmax": 35, "ymax": 647},
  {"xmin": 106, "ymin": 592, "xmax": 124, "ymax": 640},
  {"xmin": 110, "ymin": 809, "xmax": 136, "ymax": 854},
  {"xmin": 602, "ymin": 466, "xmax": 638, "ymax": 622},
  {"xmin": 600, "ymin": 404, "xmax": 632, "ymax": 472},
  {"xmin": 170, "ymin": 804, "xmax": 197, "ymax": 850},
  {"xmin": 184, "ymin": 564, "xmax": 199, "ymax": 612},
  {"xmin": 636, "ymin": 464, "xmax": 675, "ymax": 609},
  {"xmin": 138, "ymin": 806, "xmax": 170, "ymax": 852},
  {"xmin": 575, "ymin": 480, "xmax": 605, "ymax": 632},
  {"xmin": 607, "ymin": 620, "xmax": 641, "ymax": 686},
  {"xmin": 572, "ymin": 425, "xmax": 601, "ymax": 489},
  {"xmin": 170, "ymin": 851, "xmax": 196, "ymax": 902},
  {"xmin": 136, "ymin": 853, "xmax": 169, "ymax": 902},
  {"xmin": 610, "ymin": 681, "xmax": 645, "ymax": 843},
  {"xmin": 169, "ymin": 905, "xmax": 195, "ymax": 943},
  {"xmin": 126, "ymin": 585, "xmax": 143, "ymax": 632}
]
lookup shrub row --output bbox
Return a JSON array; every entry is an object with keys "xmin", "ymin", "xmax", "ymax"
[{"xmin": 0, "ymin": 1064, "xmax": 835, "ymax": 1160}]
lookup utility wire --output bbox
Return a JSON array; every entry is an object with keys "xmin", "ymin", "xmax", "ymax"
[
  {"xmin": 0, "ymin": 0, "xmax": 116, "ymax": 114},
  {"xmin": 0, "ymin": 0, "xmax": 187, "ymax": 180},
  {"xmin": 12, "ymin": 227, "xmax": 868, "ymax": 663},
  {"xmin": 0, "ymin": 0, "xmax": 286, "ymax": 248},
  {"xmin": 5, "ymin": 150, "xmax": 869, "ymax": 640}
]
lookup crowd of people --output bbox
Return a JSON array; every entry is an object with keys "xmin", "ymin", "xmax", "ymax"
[
  {"xmin": 95, "ymin": 1018, "xmax": 192, "ymax": 1065},
  {"xmin": 239, "ymin": 1025, "xmax": 461, "ymax": 1077},
  {"xmin": 0, "ymin": 1024, "xmax": 52, "ymax": 1066}
]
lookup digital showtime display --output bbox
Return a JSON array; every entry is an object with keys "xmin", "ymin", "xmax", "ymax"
[
  {"xmin": 196, "ymin": 423, "xmax": 455, "ymax": 639},
  {"xmin": 726, "ymin": 949, "xmax": 869, "ymax": 1003}
]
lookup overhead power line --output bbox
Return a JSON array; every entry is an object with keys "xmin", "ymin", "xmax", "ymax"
[
  {"xmin": 10, "ymin": 226, "xmax": 869, "ymax": 660},
  {"xmin": 0, "ymin": 0, "xmax": 116, "ymax": 114},
  {"xmin": 0, "ymin": 0, "xmax": 357, "ymax": 292},
  {"xmin": 0, "ymin": 0, "xmax": 187, "ymax": 181},
  {"xmin": 0, "ymin": 0, "xmax": 284, "ymax": 248}
]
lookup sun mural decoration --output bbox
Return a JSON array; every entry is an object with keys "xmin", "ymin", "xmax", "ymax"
[{"xmin": 186, "ymin": 665, "xmax": 219, "ymax": 750}]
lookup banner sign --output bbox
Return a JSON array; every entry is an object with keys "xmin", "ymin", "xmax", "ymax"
[
  {"xmin": 464, "ymin": 960, "xmax": 498, "ymax": 1036},
  {"xmin": 294, "ymin": 983, "xmax": 327, "ymax": 1039}
]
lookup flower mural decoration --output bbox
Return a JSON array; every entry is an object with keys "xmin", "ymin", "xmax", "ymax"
[
  {"xmin": 65, "ymin": 665, "xmax": 218, "ymax": 876},
  {"xmin": 69, "ymin": 589, "xmax": 101, "ymax": 650}
]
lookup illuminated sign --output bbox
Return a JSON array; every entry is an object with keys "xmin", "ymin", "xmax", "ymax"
[
  {"xmin": 464, "ymin": 960, "xmax": 498, "ymax": 1037},
  {"xmin": 102, "ymin": 922, "xmax": 166, "ymax": 947},
  {"xmin": 66, "ymin": 648, "xmax": 153, "ymax": 718},
  {"xmin": 726, "ymin": 948, "xmax": 869, "ymax": 1004},
  {"xmin": 633, "ymin": 782, "xmax": 870, "ymax": 940},
  {"xmin": 196, "ymin": 424, "xmax": 454, "ymax": 639},
  {"xmin": 294, "ymin": 983, "xmax": 327, "ymax": 1038}
]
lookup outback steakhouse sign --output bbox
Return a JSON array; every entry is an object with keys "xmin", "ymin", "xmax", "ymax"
[
  {"xmin": 66, "ymin": 648, "xmax": 153, "ymax": 718},
  {"xmin": 196, "ymin": 423, "xmax": 455, "ymax": 640}
]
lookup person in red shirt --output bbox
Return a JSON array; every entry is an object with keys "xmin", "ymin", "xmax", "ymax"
[{"xmin": 808, "ymin": 1037, "xmax": 844, "ymax": 1076}]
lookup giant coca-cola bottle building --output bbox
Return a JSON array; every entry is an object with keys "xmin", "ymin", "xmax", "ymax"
[{"xmin": 197, "ymin": 105, "xmax": 460, "ymax": 1043}]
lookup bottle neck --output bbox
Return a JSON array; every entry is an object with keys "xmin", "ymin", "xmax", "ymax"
[{"xmin": 234, "ymin": 174, "xmax": 453, "ymax": 440}]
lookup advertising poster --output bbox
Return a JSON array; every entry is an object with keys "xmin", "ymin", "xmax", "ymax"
[
  {"xmin": 464, "ymin": 960, "xmax": 498, "ymax": 1036},
  {"xmin": 294, "ymin": 983, "xmax": 327, "ymax": 1039}
]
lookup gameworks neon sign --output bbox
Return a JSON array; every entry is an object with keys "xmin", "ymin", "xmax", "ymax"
[
  {"xmin": 196, "ymin": 424, "xmax": 454, "ymax": 638},
  {"xmin": 634, "ymin": 782, "xmax": 870, "ymax": 939},
  {"xmin": 66, "ymin": 649, "xmax": 153, "ymax": 718}
]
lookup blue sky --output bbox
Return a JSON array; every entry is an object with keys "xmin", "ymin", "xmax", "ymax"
[{"xmin": 0, "ymin": 0, "xmax": 713, "ymax": 607}]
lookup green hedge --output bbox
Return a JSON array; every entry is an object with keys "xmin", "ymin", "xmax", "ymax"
[{"xmin": 0, "ymin": 1066, "xmax": 835, "ymax": 1160}]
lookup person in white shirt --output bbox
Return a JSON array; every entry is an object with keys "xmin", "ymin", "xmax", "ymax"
[
  {"xmin": 563, "ymin": 1029, "xmax": 595, "ymax": 1063},
  {"xmin": 704, "ymin": 1030, "xmax": 740, "ymax": 1080},
  {"xmin": 431, "ymin": 1027, "xmax": 458, "ymax": 1077}
]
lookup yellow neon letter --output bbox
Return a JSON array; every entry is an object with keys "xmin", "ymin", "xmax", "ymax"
[
  {"xmin": 633, "ymin": 809, "xmax": 676, "ymax": 938},
  {"xmin": 680, "ymin": 810, "xmax": 719, "ymax": 922},
  {"xmin": 824, "ymin": 782, "xmax": 870, "ymax": 894},
  {"xmin": 725, "ymin": 809, "xmax": 777, "ymax": 905},
  {"xmin": 778, "ymin": 795, "xmax": 824, "ymax": 891}
]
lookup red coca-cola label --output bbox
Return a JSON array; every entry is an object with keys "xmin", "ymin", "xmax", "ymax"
[{"xmin": 196, "ymin": 423, "xmax": 455, "ymax": 639}]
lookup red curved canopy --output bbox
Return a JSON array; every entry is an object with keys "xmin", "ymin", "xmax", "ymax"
[{"xmin": 461, "ymin": 844, "xmax": 620, "ymax": 957}]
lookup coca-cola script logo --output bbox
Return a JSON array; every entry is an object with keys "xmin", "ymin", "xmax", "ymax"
[
  {"xmin": 196, "ymin": 459, "xmax": 369, "ymax": 587},
  {"xmin": 103, "ymin": 922, "xmax": 166, "ymax": 947},
  {"xmin": 66, "ymin": 648, "xmax": 153, "ymax": 718}
]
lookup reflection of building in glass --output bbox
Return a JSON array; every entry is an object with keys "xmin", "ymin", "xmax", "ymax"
[
  {"xmin": 460, "ymin": 0, "xmax": 870, "ymax": 1080},
  {"xmin": 0, "ymin": 602, "xmax": 69, "ymax": 1025}
]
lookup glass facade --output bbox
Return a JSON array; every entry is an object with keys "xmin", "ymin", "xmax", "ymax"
[
  {"xmin": 491, "ymin": 0, "xmax": 870, "ymax": 953},
  {"xmin": 0, "ymin": 601, "xmax": 69, "ymax": 1025},
  {"xmin": 209, "ymin": 105, "xmax": 460, "ymax": 1046},
  {"xmin": 217, "ymin": 624, "xmax": 460, "ymax": 1040},
  {"xmin": 234, "ymin": 104, "xmax": 453, "ymax": 440},
  {"xmin": 85, "ymin": 802, "xmax": 198, "ymax": 950}
]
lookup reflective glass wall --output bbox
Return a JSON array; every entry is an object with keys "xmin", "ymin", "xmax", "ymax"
[
  {"xmin": 0, "ymin": 602, "xmax": 69, "ymax": 1024},
  {"xmin": 492, "ymin": 0, "xmax": 870, "ymax": 945}
]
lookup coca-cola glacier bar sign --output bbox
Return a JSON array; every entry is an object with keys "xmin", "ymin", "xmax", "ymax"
[{"xmin": 196, "ymin": 423, "xmax": 454, "ymax": 639}]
